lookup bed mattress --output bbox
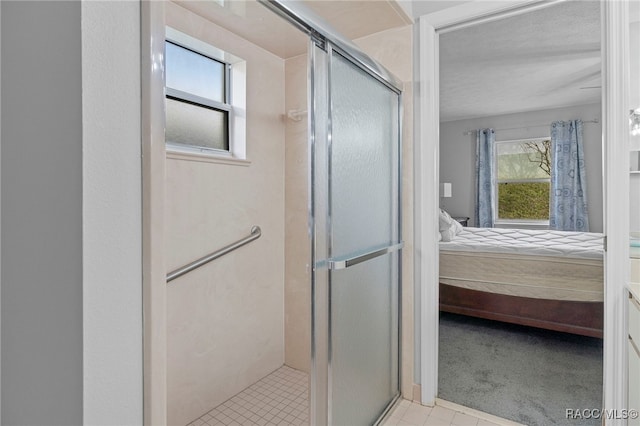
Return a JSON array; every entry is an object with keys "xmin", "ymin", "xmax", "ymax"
[
  {"xmin": 439, "ymin": 227, "xmax": 604, "ymax": 259},
  {"xmin": 439, "ymin": 227, "xmax": 604, "ymax": 302}
]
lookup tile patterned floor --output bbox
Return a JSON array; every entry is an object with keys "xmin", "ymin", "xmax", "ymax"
[
  {"xmin": 188, "ymin": 366, "xmax": 309, "ymax": 426},
  {"xmin": 382, "ymin": 399, "xmax": 524, "ymax": 426},
  {"xmin": 188, "ymin": 366, "xmax": 520, "ymax": 426}
]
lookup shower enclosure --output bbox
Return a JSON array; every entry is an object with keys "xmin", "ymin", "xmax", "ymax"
[
  {"xmin": 311, "ymin": 44, "xmax": 403, "ymax": 424},
  {"xmin": 263, "ymin": 2, "xmax": 404, "ymax": 424},
  {"xmin": 158, "ymin": 1, "xmax": 404, "ymax": 424}
]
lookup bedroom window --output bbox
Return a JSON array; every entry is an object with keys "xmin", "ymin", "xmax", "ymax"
[
  {"xmin": 495, "ymin": 138, "xmax": 551, "ymax": 223},
  {"xmin": 165, "ymin": 27, "xmax": 246, "ymax": 160}
]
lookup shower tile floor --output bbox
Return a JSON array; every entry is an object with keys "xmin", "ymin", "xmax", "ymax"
[
  {"xmin": 188, "ymin": 366, "xmax": 518, "ymax": 426},
  {"xmin": 188, "ymin": 365, "xmax": 309, "ymax": 426}
]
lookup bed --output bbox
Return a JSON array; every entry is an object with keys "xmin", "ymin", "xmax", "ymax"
[{"xmin": 439, "ymin": 227, "xmax": 604, "ymax": 338}]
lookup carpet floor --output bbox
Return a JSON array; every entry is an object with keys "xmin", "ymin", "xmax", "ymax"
[{"xmin": 438, "ymin": 312, "xmax": 603, "ymax": 426}]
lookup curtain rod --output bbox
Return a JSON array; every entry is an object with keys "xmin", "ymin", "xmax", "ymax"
[{"xmin": 462, "ymin": 119, "xmax": 599, "ymax": 136}]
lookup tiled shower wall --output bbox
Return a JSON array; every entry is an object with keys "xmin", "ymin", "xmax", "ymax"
[
  {"xmin": 284, "ymin": 53, "xmax": 311, "ymax": 373},
  {"xmin": 165, "ymin": 3, "xmax": 286, "ymax": 424}
]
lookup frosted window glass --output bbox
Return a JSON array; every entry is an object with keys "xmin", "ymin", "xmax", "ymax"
[
  {"xmin": 165, "ymin": 41, "xmax": 225, "ymax": 103},
  {"xmin": 165, "ymin": 98, "xmax": 228, "ymax": 151}
]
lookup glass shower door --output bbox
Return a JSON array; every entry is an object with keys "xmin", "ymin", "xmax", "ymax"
[{"xmin": 311, "ymin": 41, "xmax": 402, "ymax": 425}]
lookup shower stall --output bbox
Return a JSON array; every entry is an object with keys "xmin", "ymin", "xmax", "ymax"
[{"xmin": 161, "ymin": 1, "xmax": 405, "ymax": 424}]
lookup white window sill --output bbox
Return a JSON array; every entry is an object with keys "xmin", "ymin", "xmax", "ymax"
[
  {"xmin": 166, "ymin": 149, "xmax": 251, "ymax": 167},
  {"xmin": 494, "ymin": 220, "xmax": 549, "ymax": 230}
]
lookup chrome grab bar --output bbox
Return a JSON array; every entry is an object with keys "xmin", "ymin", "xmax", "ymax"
[
  {"xmin": 327, "ymin": 242, "xmax": 404, "ymax": 270},
  {"xmin": 166, "ymin": 226, "xmax": 262, "ymax": 283}
]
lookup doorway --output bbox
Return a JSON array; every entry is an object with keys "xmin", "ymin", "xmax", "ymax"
[
  {"xmin": 416, "ymin": 0, "xmax": 631, "ymax": 420},
  {"xmin": 436, "ymin": 2, "xmax": 603, "ymax": 423}
]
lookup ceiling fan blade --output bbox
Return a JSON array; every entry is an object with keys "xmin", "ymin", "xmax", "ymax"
[
  {"xmin": 540, "ymin": 64, "xmax": 601, "ymax": 94},
  {"xmin": 442, "ymin": 45, "xmax": 600, "ymax": 66}
]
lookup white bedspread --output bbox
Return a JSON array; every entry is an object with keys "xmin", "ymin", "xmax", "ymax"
[{"xmin": 439, "ymin": 227, "xmax": 604, "ymax": 260}]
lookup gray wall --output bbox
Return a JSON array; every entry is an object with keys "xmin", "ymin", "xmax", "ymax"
[
  {"xmin": 439, "ymin": 103, "xmax": 604, "ymax": 232},
  {"xmin": 1, "ymin": 1, "xmax": 83, "ymax": 424}
]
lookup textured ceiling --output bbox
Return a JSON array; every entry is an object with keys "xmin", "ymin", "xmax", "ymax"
[
  {"xmin": 439, "ymin": 0, "xmax": 601, "ymax": 122},
  {"xmin": 172, "ymin": 0, "xmax": 601, "ymax": 122}
]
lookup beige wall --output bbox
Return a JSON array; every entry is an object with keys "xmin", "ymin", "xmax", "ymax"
[
  {"xmin": 284, "ymin": 53, "xmax": 311, "ymax": 372},
  {"xmin": 165, "ymin": 3, "xmax": 286, "ymax": 424}
]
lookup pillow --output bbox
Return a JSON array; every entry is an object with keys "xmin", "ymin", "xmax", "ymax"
[
  {"xmin": 451, "ymin": 218, "xmax": 463, "ymax": 235},
  {"xmin": 439, "ymin": 209, "xmax": 454, "ymax": 232},
  {"xmin": 439, "ymin": 209, "xmax": 463, "ymax": 242},
  {"xmin": 440, "ymin": 226, "xmax": 456, "ymax": 242}
]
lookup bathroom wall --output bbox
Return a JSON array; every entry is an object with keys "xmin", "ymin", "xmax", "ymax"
[
  {"xmin": 165, "ymin": 3, "xmax": 285, "ymax": 424},
  {"xmin": 1, "ymin": 2, "xmax": 83, "ymax": 423},
  {"xmin": 284, "ymin": 53, "xmax": 310, "ymax": 372},
  {"xmin": 283, "ymin": 24, "xmax": 415, "ymax": 398}
]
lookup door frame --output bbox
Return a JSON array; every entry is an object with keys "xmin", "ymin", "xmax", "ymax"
[
  {"xmin": 310, "ymin": 40, "xmax": 404, "ymax": 425},
  {"xmin": 415, "ymin": 0, "xmax": 631, "ymax": 419},
  {"xmin": 141, "ymin": 1, "xmax": 167, "ymax": 424}
]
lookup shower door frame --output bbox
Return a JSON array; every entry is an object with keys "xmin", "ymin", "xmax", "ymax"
[
  {"xmin": 310, "ymin": 40, "xmax": 404, "ymax": 425},
  {"xmin": 259, "ymin": 1, "xmax": 405, "ymax": 424}
]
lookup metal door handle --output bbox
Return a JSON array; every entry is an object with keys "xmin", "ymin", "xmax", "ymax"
[{"xmin": 327, "ymin": 242, "xmax": 403, "ymax": 270}]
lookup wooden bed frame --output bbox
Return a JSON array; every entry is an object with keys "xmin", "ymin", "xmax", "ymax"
[{"xmin": 439, "ymin": 283, "xmax": 604, "ymax": 338}]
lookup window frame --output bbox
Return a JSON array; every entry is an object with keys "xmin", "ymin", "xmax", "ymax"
[
  {"xmin": 494, "ymin": 137, "xmax": 551, "ymax": 227},
  {"xmin": 165, "ymin": 27, "xmax": 247, "ymax": 162}
]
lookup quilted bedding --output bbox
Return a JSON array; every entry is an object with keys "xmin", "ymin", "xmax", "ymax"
[{"xmin": 439, "ymin": 227, "xmax": 604, "ymax": 259}]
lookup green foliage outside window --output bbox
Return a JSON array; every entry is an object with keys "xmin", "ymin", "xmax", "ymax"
[
  {"xmin": 498, "ymin": 182, "xmax": 550, "ymax": 220},
  {"xmin": 497, "ymin": 139, "xmax": 551, "ymax": 221}
]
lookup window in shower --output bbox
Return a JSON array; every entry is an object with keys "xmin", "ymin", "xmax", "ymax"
[{"xmin": 165, "ymin": 27, "xmax": 247, "ymax": 159}]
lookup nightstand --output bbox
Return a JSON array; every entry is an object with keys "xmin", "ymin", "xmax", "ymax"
[{"xmin": 453, "ymin": 217, "xmax": 469, "ymax": 227}]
